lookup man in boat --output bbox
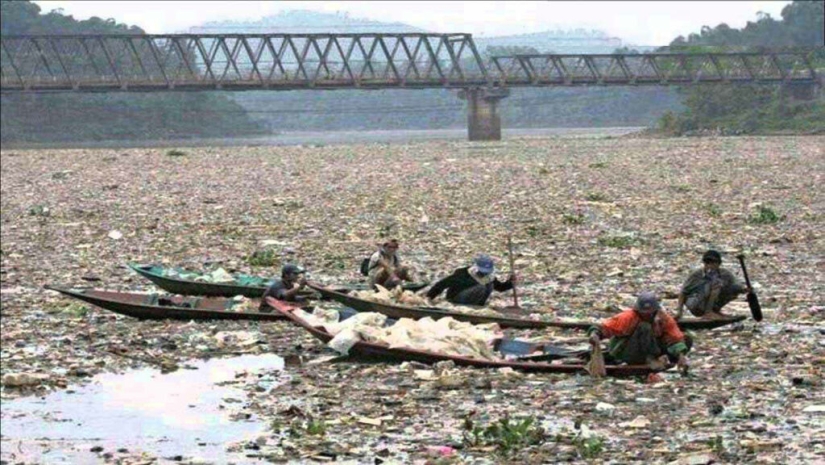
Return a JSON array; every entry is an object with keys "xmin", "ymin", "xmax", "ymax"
[
  {"xmin": 425, "ymin": 254, "xmax": 516, "ymax": 306},
  {"xmin": 258, "ymin": 264, "xmax": 308, "ymax": 312},
  {"xmin": 366, "ymin": 239, "xmax": 413, "ymax": 289},
  {"xmin": 588, "ymin": 292, "xmax": 690, "ymax": 373},
  {"xmin": 675, "ymin": 250, "xmax": 750, "ymax": 320}
]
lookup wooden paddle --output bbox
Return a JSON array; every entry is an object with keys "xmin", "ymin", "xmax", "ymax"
[
  {"xmin": 736, "ymin": 254, "xmax": 763, "ymax": 322},
  {"xmin": 503, "ymin": 234, "xmax": 522, "ymax": 312}
]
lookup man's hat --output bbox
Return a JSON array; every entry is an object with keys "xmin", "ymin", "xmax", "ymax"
[
  {"xmin": 281, "ymin": 264, "xmax": 305, "ymax": 275},
  {"xmin": 634, "ymin": 292, "xmax": 661, "ymax": 314},
  {"xmin": 474, "ymin": 254, "xmax": 495, "ymax": 275},
  {"xmin": 702, "ymin": 250, "xmax": 722, "ymax": 264}
]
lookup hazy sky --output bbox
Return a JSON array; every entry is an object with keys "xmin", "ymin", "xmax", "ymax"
[{"xmin": 32, "ymin": 1, "xmax": 791, "ymax": 45}]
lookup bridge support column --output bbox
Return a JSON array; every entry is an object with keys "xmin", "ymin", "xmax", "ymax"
[{"xmin": 458, "ymin": 87, "xmax": 510, "ymax": 141}]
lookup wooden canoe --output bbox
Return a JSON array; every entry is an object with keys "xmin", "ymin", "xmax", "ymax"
[
  {"xmin": 47, "ymin": 286, "xmax": 287, "ymax": 321},
  {"xmin": 307, "ymin": 282, "xmax": 746, "ymax": 331},
  {"xmin": 270, "ymin": 298, "xmax": 665, "ymax": 376},
  {"xmin": 128, "ymin": 263, "xmax": 428, "ymax": 298}
]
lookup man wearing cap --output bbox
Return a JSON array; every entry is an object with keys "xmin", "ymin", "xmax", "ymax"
[
  {"xmin": 258, "ymin": 264, "xmax": 308, "ymax": 312},
  {"xmin": 425, "ymin": 255, "xmax": 516, "ymax": 306},
  {"xmin": 589, "ymin": 292, "xmax": 691, "ymax": 374},
  {"xmin": 675, "ymin": 250, "xmax": 750, "ymax": 320},
  {"xmin": 367, "ymin": 239, "xmax": 412, "ymax": 289}
]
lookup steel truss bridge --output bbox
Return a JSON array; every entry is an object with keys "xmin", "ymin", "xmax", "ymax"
[{"xmin": 1, "ymin": 33, "xmax": 822, "ymax": 139}]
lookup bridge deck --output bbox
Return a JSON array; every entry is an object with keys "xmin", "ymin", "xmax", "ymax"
[{"xmin": 1, "ymin": 34, "xmax": 821, "ymax": 92}]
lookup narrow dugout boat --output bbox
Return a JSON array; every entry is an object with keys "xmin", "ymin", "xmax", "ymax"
[
  {"xmin": 46, "ymin": 286, "xmax": 287, "ymax": 322},
  {"xmin": 308, "ymin": 282, "xmax": 747, "ymax": 331},
  {"xmin": 270, "ymin": 298, "xmax": 665, "ymax": 376},
  {"xmin": 128, "ymin": 263, "xmax": 428, "ymax": 298}
]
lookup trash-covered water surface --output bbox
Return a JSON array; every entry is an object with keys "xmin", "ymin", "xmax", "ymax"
[
  {"xmin": 0, "ymin": 354, "xmax": 284, "ymax": 464},
  {"xmin": 2, "ymin": 135, "xmax": 824, "ymax": 463}
]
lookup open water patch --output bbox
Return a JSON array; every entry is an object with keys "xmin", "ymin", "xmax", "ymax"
[{"xmin": 0, "ymin": 354, "xmax": 284, "ymax": 464}]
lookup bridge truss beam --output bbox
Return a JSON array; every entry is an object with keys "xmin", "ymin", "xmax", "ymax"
[
  {"xmin": 0, "ymin": 33, "xmax": 490, "ymax": 92},
  {"xmin": 1, "ymin": 34, "xmax": 821, "ymax": 92},
  {"xmin": 1, "ymin": 34, "xmax": 822, "ymax": 141},
  {"xmin": 490, "ymin": 51, "xmax": 822, "ymax": 86}
]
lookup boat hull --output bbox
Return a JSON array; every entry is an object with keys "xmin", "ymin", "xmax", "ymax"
[
  {"xmin": 308, "ymin": 283, "xmax": 746, "ymax": 331},
  {"xmin": 47, "ymin": 286, "xmax": 287, "ymax": 321},
  {"xmin": 271, "ymin": 299, "xmax": 662, "ymax": 376}
]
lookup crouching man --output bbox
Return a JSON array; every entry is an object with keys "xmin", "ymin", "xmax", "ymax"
[
  {"xmin": 366, "ymin": 239, "xmax": 413, "ymax": 289},
  {"xmin": 589, "ymin": 292, "xmax": 691, "ymax": 373},
  {"xmin": 676, "ymin": 249, "xmax": 750, "ymax": 320}
]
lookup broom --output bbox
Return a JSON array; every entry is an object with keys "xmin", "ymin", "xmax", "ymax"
[{"xmin": 586, "ymin": 341, "xmax": 607, "ymax": 378}]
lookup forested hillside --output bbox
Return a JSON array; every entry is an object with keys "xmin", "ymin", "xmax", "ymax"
[
  {"xmin": 657, "ymin": 0, "xmax": 824, "ymax": 135},
  {"xmin": 0, "ymin": 1, "xmax": 266, "ymax": 144}
]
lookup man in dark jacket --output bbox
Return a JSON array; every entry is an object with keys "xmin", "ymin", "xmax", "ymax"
[
  {"xmin": 259, "ymin": 264, "xmax": 307, "ymax": 312},
  {"xmin": 425, "ymin": 255, "xmax": 515, "ymax": 306}
]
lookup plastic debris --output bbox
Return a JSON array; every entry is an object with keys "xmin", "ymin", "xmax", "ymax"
[{"xmin": 2, "ymin": 135, "xmax": 822, "ymax": 464}]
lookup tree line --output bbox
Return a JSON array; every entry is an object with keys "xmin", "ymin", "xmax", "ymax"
[
  {"xmin": 1, "ymin": 0, "xmax": 267, "ymax": 144},
  {"xmin": 657, "ymin": 0, "xmax": 824, "ymax": 135}
]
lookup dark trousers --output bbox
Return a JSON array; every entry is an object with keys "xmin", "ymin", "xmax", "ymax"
[
  {"xmin": 607, "ymin": 322, "xmax": 693, "ymax": 364},
  {"xmin": 686, "ymin": 284, "xmax": 739, "ymax": 316},
  {"xmin": 450, "ymin": 284, "xmax": 492, "ymax": 306}
]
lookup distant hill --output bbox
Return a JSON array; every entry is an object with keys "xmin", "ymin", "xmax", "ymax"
[
  {"xmin": 476, "ymin": 29, "xmax": 623, "ymax": 54},
  {"xmin": 188, "ymin": 10, "xmax": 625, "ymax": 54},
  {"xmin": 188, "ymin": 10, "xmax": 424, "ymax": 34},
  {"xmin": 188, "ymin": 10, "xmax": 682, "ymax": 132}
]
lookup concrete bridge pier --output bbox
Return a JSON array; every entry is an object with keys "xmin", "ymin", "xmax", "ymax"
[{"xmin": 458, "ymin": 87, "xmax": 511, "ymax": 141}]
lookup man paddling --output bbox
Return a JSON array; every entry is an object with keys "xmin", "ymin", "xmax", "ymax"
[
  {"xmin": 259, "ymin": 264, "xmax": 308, "ymax": 312},
  {"xmin": 675, "ymin": 250, "xmax": 751, "ymax": 320},
  {"xmin": 365, "ymin": 239, "xmax": 413, "ymax": 289},
  {"xmin": 426, "ymin": 254, "xmax": 516, "ymax": 306},
  {"xmin": 589, "ymin": 292, "xmax": 690, "ymax": 373}
]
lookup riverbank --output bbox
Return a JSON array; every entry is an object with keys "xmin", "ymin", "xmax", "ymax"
[{"xmin": 0, "ymin": 127, "xmax": 643, "ymax": 150}]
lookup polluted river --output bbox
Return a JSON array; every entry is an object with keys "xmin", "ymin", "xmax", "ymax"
[{"xmin": 2, "ymin": 136, "xmax": 824, "ymax": 463}]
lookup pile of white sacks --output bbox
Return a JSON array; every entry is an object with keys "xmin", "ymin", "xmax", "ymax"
[{"xmin": 293, "ymin": 307, "xmax": 503, "ymax": 361}]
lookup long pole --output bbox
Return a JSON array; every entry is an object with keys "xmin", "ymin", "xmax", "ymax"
[{"xmin": 507, "ymin": 234, "xmax": 519, "ymax": 308}]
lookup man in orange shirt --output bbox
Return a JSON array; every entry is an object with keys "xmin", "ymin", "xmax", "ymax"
[{"xmin": 589, "ymin": 292, "xmax": 691, "ymax": 373}]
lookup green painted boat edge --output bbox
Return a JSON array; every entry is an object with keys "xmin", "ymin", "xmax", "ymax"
[
  {"xmin": 127, "ymin": 262, "xmax": 269, "ymax": 298},
  {"xmin": 127, "ymin": 263, "xmax": 428, "ymax": 298}
]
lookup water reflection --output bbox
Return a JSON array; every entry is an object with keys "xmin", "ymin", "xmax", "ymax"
[{"xmin": 1, "ymin": 354, "xmax": 284, "ymax": 463}]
